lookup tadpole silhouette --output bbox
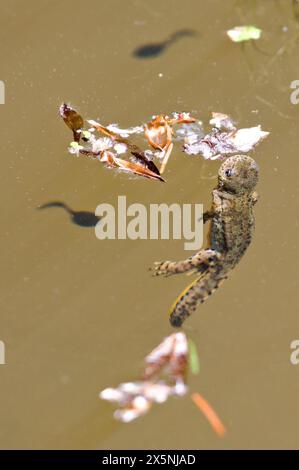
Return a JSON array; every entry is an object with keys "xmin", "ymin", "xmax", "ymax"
[
  {"xmin": 133, "ymin": 29, "xmax": 197, "ymax": 59},
  {"xmin": 37, "ymin": 202, "xmax": 100, "ymax": 227}
]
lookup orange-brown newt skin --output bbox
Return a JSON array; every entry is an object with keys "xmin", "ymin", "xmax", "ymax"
[{"xmin": 152, "ymin": 155, "xmax": 259, "ymax": 327}]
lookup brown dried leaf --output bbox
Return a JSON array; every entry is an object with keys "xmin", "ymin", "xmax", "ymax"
[
  {"xmin": 209, "ymin": 112, "xmax": 236, "ymax": 131},
  {"xmin": 168, "ymin": 112, "xmax": 196, "ymax": 126},
  {"xmin": 144, "ymin": 115, "xmax": 173, "ymax": 150},
  {"xmin": 99, "ymin": 151, "xmax": 165, "ymax": 182},
  {"xmin": 89, "ymin": 119, "xmax": 161, "ymax": 177},
  {"xmin": 100, "ymin": 333, "xmax": 189, "ymax": 423},
  {"xmin": 59, "ymin": 103, "xmax": 84, "ymax": 143},
  {"xmin": 143, "ymin": 332, "xmax": 188, "ymax": 382}
]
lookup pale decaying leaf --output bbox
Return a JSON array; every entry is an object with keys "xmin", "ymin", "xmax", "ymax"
[
  {"xmin": 100, "ymin": 380, "xmax": 187, "ymax": 423},
  {"xmin": 99, "ymin": 333, "xmax": 188, "ymax": 423},
  {"xmin": 143, "ymin": 331, "xmax": 188, "ymax": 381},
  {"xmin": 99, "ymin": 332, "xmax": 226, "ymax": 435},
  {"xmin": 68, "ymin": 141, "xmax": 84, "ymax": 156},
  {"xmin": 209, "ymin": 112, "xmax": 236, "ymax": 131},
  {"xmin": 228, "ymin": 126, "xmax": 269, "ymax": 152},
  {"xmin": 184, "ymin": 113, "xmax": 269, "ymax": 159},
  {"xmin": 227, "ymin": 25, "xmax": 262, "ymax": 43},
  {"xmin": 175, "ymin": 121, "xmax": 204, "ymax": 140},
  {"xmin": 106, "ymin": 123, "xmax": 144, "ymax": 138}
]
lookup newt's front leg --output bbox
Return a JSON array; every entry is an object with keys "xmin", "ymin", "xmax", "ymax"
[
  {"xmin": 203, "ymin": 210, "xmax": 215, "ymax": 223},
  {"xmin": 151, "ymin": 249, "xmax": 222, "ymax": 277}
]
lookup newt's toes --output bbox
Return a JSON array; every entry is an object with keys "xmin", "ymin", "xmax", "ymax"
[{"xmin": 151, "ymin": 261, "xmax": 170, "ymax": 277}]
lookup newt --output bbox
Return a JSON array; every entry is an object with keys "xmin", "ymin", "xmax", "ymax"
[{"xmin": 152, "ymin": 154, "xmax": 259, "ymax": 327}]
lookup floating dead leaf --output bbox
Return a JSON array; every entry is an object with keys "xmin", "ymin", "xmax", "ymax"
[
  {"xmin": 106, "ymin": 123, "xmax": 144, "ymax": 138},
  {"xmin": 143, "ymin": 332, "xmax": 188, "ymax": 382},
  {"xmin": 100, "ymin": 381, "xmax": 185, "ymax": 423},
  {"xmin": 144, "ymin": 113, "xmax": 196, "ymax": 150},
  {"xmin": 144, "ymin": 113, "xmax": 196, "ymax": 173},
  {"xmin": 144, "ymin": 115, "xmax": 173, "ymax": 151},
  {"xmin": 61, "ymin": 105, "xmax": 266, "ymax": 178},
  {"xmin": 60, "ymin": 105, "xmax": 200, "ymax": 178},
  {"xmin": 60, "ymin": 108, "xmax": 162, "ymax": 181},
  {"xmin": 175, "ymin": 121, "xmax": 204, "ymax": 140},
  {"xmin": 100, "ymin": 333, "xmax": 188, "ymax": 423},
  {"xmin": 74, "ymin": 145, "xmax": 164, "ymax": 182},
  {"xmin": 130, "ymin": 151, "xmax": 161, "ymax": 176},
  {"xmin": 100, "ymin": 332, "xmax": 225, "ymax": 435},
  {"xmin": 98, "ymin": 150, "xmax": 165, "ymax": 182},
  {"xmin": 89, "ymin": 119, "xmax": 161, "ymax": 177},
  {"xmin": 209, "ymin": 112, "xmax": 236, "ymax": 131},
  {"xmin": 184, "ymin": 117, "xmax": 269, "ymax": 159},
  {"xmin": 168, "ymin": 112, "xmax": 197, "ymax": 126},
  {"xmin": 228, "ymin": 125, "xmax": 269, "ymax": 152},
  {"xmin": 59, "ymin": 103, "xmax": 84, "ymax": 143}
]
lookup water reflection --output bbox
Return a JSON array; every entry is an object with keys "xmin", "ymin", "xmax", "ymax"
[
  {"xmin": 133, "ymin": 29, "xmax": 197, "ymax": 58},
  {"xmin": 37, "ymin": 201, "xmax": 100, "ymax": 227}
]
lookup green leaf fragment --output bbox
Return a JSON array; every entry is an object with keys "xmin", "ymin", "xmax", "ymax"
[
  {"xmin": 188, "ymin": 339, "xmax": 200, "ymax": 375},
  {"xmin": 82, "ymin": 130, "xmax": 92, "ymax": 140},
  {"xmin": 70, "ymin": 141, "xmax": 81, "ymax": 149},
  {"xmin": 227, "ymin": 25, "xmax": 262, "ymax": 43}
]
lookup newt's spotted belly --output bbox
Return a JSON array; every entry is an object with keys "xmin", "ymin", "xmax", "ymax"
[{"xmin": 152, "ymin": 154, "xmax": 259, "ymax": 327}]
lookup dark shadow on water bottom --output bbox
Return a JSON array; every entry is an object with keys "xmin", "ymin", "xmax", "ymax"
[
  {"xmin": 133, "ymin": 29, "xmax": 198, "ymax": 58},
  {"xmin": 37, "ymin": 201, "xmax": 101, "ymax": 227}
]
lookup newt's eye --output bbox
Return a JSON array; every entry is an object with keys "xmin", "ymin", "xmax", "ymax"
[{"xmin": 225, "ymin": 168, "xmax": 233, "ymax": 177}]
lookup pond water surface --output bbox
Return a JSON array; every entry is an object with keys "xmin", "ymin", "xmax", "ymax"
[{"xmin": 0, "ymin": 0, "xmax": 299, "ymax": 449}]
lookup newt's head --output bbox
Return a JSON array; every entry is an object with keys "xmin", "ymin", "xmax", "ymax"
[{"xmin": 218, "ymin": 155, "xmax": 259, "ymax": 194}]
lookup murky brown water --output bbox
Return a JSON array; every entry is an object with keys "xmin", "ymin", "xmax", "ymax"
[{"xmin": 1, "ymin": 0, "xmax": 299, "ymax": 450}]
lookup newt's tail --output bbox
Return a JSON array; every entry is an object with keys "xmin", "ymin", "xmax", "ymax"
[{"xmin": 169, "ymin": 267, "xmax": 226, "ymax": 327}]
